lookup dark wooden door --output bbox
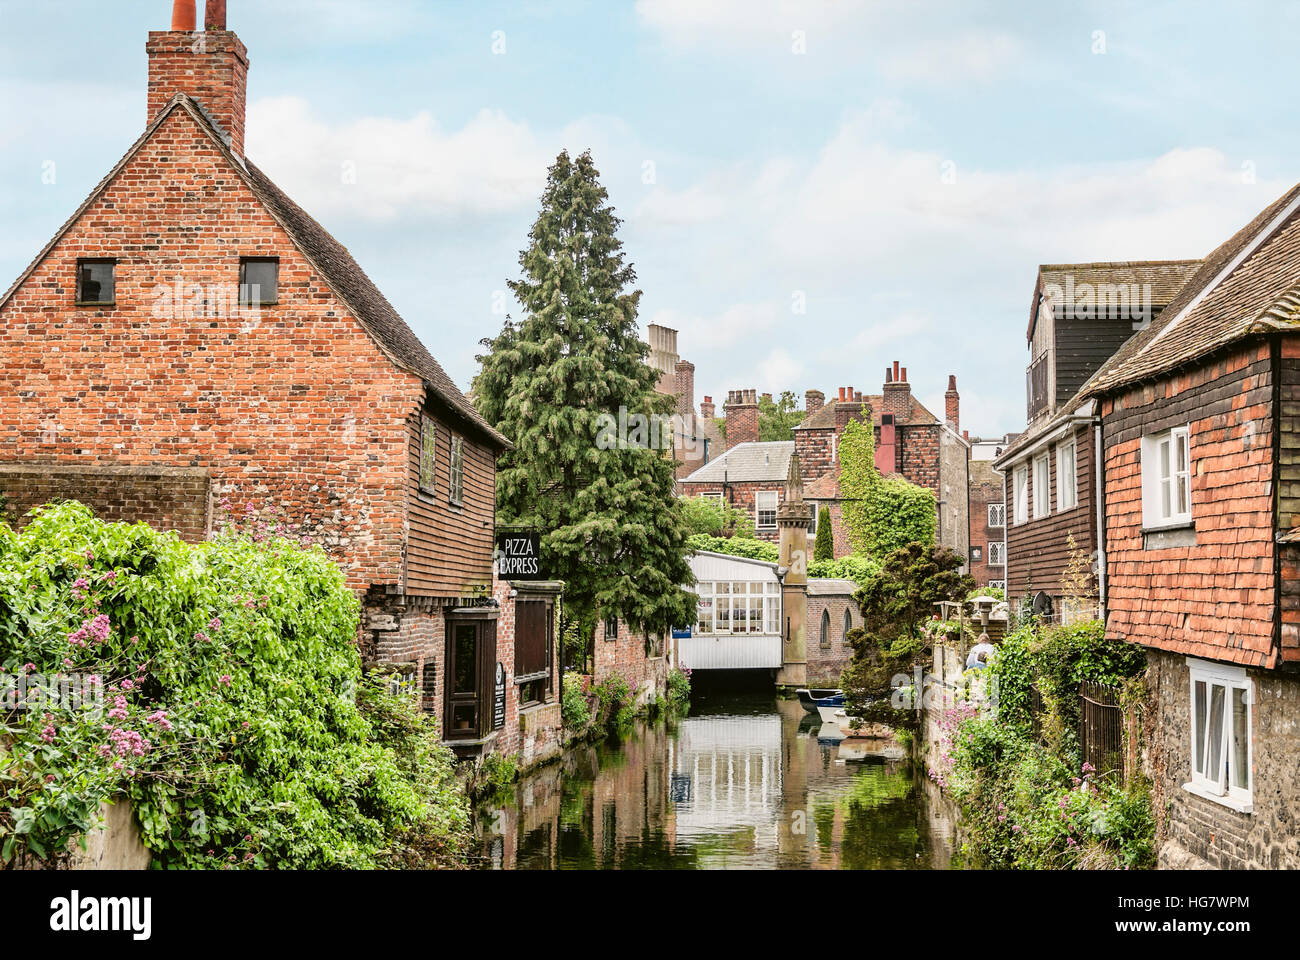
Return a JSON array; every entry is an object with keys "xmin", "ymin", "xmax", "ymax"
[{"xmin": 445, "ymin": 617, "xmax": 499, "ymax": 740}]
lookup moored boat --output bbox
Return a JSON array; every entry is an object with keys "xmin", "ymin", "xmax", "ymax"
[{"xmin": 797, "ymin": 688, "xmax": 844, "ymax": 713}]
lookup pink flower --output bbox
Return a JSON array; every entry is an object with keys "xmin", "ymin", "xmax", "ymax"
[
  {"xmin": 209, "ymin": 617, "xmax": 223, "ymax": 634},
  {"xmin": 219, "ymin": 675, "xmax": 232, "ymax": 686}
]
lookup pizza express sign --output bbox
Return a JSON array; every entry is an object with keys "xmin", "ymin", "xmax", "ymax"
[{"xmin": 496, "ymin": 531, "xmax": 544, "ymax": 581}]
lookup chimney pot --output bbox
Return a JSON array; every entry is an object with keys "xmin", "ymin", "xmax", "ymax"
[
  {"xmin": 893, "ymin": 360, "xmax": 900, "ymax": 382},
  {"xmin": 205, "ymin": 0, "xmax": 227, "ymax": 30},
  {"xmin": 948, "ymin": 374, "xmax": 957, "ymax": 392},
  {"xmin": 901, "ymin": 367, "xmax": 908, "ymax": 383},
  {"xmin": 855, "ymin": 391, "xmax": 863, "ymax": 402},
  {"xmin": 885, "ymin": 367, "xmax": 892, "ymax": 384},
  {"xmin": 172, "ymin": 0, "xmax": 197, "ymax": 30}
]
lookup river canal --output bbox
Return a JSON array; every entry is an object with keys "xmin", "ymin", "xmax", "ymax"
[{"xmin": 474, "ymin": 689, "xmax": 957, "ymax": 869}]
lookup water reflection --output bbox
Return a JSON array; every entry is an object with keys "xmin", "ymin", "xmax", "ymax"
[{"xmin": 475, "ymin": 692, "xmax": 955, "ymax": 870}]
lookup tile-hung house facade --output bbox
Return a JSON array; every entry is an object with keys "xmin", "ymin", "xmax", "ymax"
[
  {"xmin": 993, "ymin": 261, "xmax": 1201, "ymax": 621},
  {"xmin": 0, "ymin": 3, "xmax": 560, "ymax": 762},
  {"xmin": 1079, "ymin": 184, "xmax": 1300, "ymax": 869}
]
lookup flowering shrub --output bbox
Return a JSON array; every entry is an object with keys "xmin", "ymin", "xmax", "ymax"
[
  {"xmin": 666, "ymin": 667, "xmax": 691, "ymax": 712},
  {"xmin": 0, "ymin": 502, "xmax": 464, "ymax": 869},
  {"xmin": 561, "ymin": 672, "xmax": 593, "ymax": 731}
]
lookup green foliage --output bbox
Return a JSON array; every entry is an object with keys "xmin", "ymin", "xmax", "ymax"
[
  {"xmin": 464, "ymin": 750, "xmax": 519, "ymax": 803},
  {"xmin": 813, "ymin": 506, "xmax": 834, "ymax": 561},
  {"xmin": 0, "ymin": 502, "xmax": 463, "ymax": 869},
  {"xmin": 808, "ymin": 554, "xmax": 882, "ymax": 584},
  {"xmin": 757, "ymin": 390, "xmax": 806, "ymax": 441},
  {"xmin": 685, "ymin": 534, "xmax": 779, "ymax": 563},
  {"xmin": 474, "ymin": 149, "xmax": 696, "ymax": 639},
  {"xmin": 593, "ymin": 673, "xmax": 634, "ymax": 732},
  {"xmin": 837, "ymin": 419, "xmax": 936, "ymax": 556},
  {"xmin": 561, "ymin": 671, "xmax": 592, "ymax": 731},
  {"xmin": 666, "ymin": 667, "xmax": 691, "ymax": 713},
  {"xmin": 940, "ymin": 618, "xmax": 1155, "ymax": 869},
  {"xmin": 967, "ymin": 585, "xmax": 1005, "ymax": 602},
  {"xmin": 355, "ymin": 674, "xmax": 470, "ymax": 867},
  {"xmin": 841, "ymin": 543, "xmax": 972, "ymax": 716},
  {"xmin": 945, "ymin": 712, "xmax": 1155, "ymax": 869},
  {"xmin": 679, "ymin": 496, "xmax": 755, "ymax": 539}
]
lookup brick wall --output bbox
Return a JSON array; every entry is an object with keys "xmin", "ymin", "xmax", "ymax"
[
  {"xmin": 723, "ymin": 390, "xmax": 759, "ymax": 449},
  {"xmin": 0, "ymin": 105, "xmax": 421, "ymax": 594},
  {"xmin": 0, "ymin": 463, "xmax": 210, "ymax": 541},
  {"xmin": 806, "ymin": 593, "xmax": 857, "ymax": 686},
  {"xmin": 794, "ymin": 428, "xmax": 835, "ymax": 483},
  {"xmin": 1101, "ymin": 342, "xmax": 1274, "ymax": 667},
  {"xmin": 593, "ymin": 616, "xmax": 669, "ymax": 702},
  {"xmin": 968, "ymin": 472, "xmax": 1005, "ymax": 587},
  {"xmin": 146, "ymin": 29, "xmax": 249, "ymax": 157}
]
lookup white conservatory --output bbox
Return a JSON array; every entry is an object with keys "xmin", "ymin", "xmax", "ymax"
[{"xmin": 678, "ymin": 552, "xmax": 784, "ymax": 671}]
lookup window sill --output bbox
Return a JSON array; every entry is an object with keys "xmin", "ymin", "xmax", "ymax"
[
  {"xmin": 1143, "ymin": 520, "xmax": 1194, "ymax": 535},
  {"xmin": 1181, "ymin": 781, "xmax": 1252, "ymax": 815},
  {"xmin": 519, "ymin": 700, "xmax": 554, "ymax": 715},
  {"xmin": 75, "ymin": 302, "xmax": 116, "ymax": 308}
]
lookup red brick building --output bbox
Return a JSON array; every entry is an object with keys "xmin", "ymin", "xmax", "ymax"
[
  {"xmin": 0, "ymin": 3, "xmax": 560, "ymax": 762},
  {"xmin": 967, "ymin": 459, "xmax": 1006, "ymax": 590},
  {"xmin": 680, "ymin": 365, "xmax": 969, "ymax": 563},
  {"xmin": 1080, "ymin": 185, "xmax": 1300, "ymax": 869}
]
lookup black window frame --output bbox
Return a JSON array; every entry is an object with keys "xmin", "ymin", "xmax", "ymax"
[
  {"xmin": 604, "ymin": 616, "xmax": 619, "ymax": 642},
  {"xmin": 239, "ymin": 257, "xmax": 280, "ymax": 308},
  {"xmin": 75, "ymin": 258, "xmax": 117, "ymax": 307},
  {"xmin": 448, "ymin": 434, "xmax": 465, "ymax": 506}
]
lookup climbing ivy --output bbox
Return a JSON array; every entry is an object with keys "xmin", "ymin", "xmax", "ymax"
[{"xmin": 838, "ymin": 419, "xmax": 936, "ymax": 556}]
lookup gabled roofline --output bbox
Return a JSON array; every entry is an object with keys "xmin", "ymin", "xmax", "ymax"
[
  {"xmin": 1025, "ymin": 259, "xmax": 1204, "ymax": 343},
  {"xmin": 1, "ymin": 94, "xmax": 510, "ymax": 451}
]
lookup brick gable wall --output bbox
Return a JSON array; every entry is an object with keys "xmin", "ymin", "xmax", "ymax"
[
  {"xmin": 1101, "ymin": 342, "xmax": 1275, "ymax": 668},
  {"xmin": 0, "ymin": 107, "xmax": 425, "ymax": 592},
  {"xmin": 968, "ymin": 474, "xmax": 1005, "ymax": 587}
]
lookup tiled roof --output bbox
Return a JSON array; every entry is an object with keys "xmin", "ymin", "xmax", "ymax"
[
  {"xmin": 1083, "ymin": 180, "xmax": 1300, "ymax": 398},
  {"xmin": 0, "ymin": 95, "xmax": 508, "ymax": 450},
  {"xmin": 794, "ymin": 393, "xmax": 938, "ymax": 430},
  {"xmin": 680, "ymin": 441, "xmax": 794, "ymax": 483},
  {"xmin": 969, "ymin": 459, "xmax": 1001, "ymax": 486},
  {"xmin": 808, "ymin": 579, "xmax": 858, "ymax": 596},
  {"xmin": 1028, "ymin": 260, "xmax": 1202, "ymax": 340},
  {"xmin": 805, "ymin": 471, "xmax": 840, "ymax": 499}
]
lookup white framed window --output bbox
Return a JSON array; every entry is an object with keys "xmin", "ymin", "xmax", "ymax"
[
  {"xmin": 1032, "ymin": 454, "xmax": 1051, "ymax": 519},
  {"xmin": 755, "ymin": 490, "xmax": 778, "ymax": 529},
  {"xmin": 988, "ymin": 503, "xmax": 1006, "ymax": 528},
  {"xmin": 1013, "ymin": 466, "xmax": 1029, "ymax": 525},
  {"xmin": 1056, "ymin": 438, "xmax": 1077, "ymax": 511},
  {"xmin": 806, "ymin": 501, "xmax": 820, "ymax": 535},
  {"xmin": 987, "ymin": 541, "xmax": 1005, "ymax": 566},
  {"xmin": 693, "ymin": 581, "xmax": 781, "ymax": 635},
  {"xmin": 988, "ymin": 580, "xmax": 1006, "ymax": 591},
  {"xmin": 700, "ymin": 491, "xmax": 723, "ymax": 503},
  {"xmin": 1186, "ymin": 658, "xmax": 1252, "ymax": 812},
  {"xmin": 1142, "ymin": 426, "xmax": 1191, "ymax": 529}
]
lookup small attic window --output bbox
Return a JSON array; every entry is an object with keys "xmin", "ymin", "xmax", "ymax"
[
  {"xmin": 76, "ymin": 259, "xmax": 116, "ymax": 306},
  {"xmin": 239, "ymin": 258, "xmax": 279, "ymax": 307}
]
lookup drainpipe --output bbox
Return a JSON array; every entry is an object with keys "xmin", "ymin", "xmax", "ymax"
[{"xmin": 1094, "ymin": 420, "xmax": 1107, "ymax": 619}]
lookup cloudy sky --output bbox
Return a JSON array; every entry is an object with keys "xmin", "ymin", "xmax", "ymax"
[{"xmin": 4, "ymin": 0, "xmax": 1299, "ymax": 435}]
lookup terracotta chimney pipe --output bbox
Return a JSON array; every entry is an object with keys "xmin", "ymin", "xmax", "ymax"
[
  {"xmin": 893, "ymin": 360, "xmax": 900, "ymax": 382},
  {"xmin": 885, "ymin": 367, "xmax": 892, "ymax": 384},
  {"xmin": 205, "ymin": 0, "xmax": 227, "ymax": 30},
  {"xmin": 172, "ymin": 0, "xmax": 197, "ymax": 30}
]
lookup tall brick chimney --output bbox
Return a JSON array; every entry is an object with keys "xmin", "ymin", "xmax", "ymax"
[
  {"xmin": 805, "ymin": 389, "xmax": 824, "ymax": 417},
  {"xmin": 834, "ymin": 387, "xmax": 866, "ymax": 436},
  {"xmin": 674, "ymin": 360, "xmax": 695, "ymax": 418},
  {"xmin": 945, "ymin": 374, "xmax": 960, "ymax": 432},
  {"xmin": 700, "ymin": 396, "xmax": 715, "ymax": 421},
  {"xmin": 724, "ymin": 389, "xmax": 759, "ymax": 449},
  {"xmin": 148, "ymin": 0, "xmax": 250, "ymax": 159},
  {"xmin": 882, "ymin": 361, "xmax": 911, "ymax": 424}
]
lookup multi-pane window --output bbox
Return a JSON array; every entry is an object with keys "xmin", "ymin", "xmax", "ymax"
[
  {"xmin": 449, "ymin": 435, "xmax": 464, "ymax": 505},
  {"xmin": 806, "ymin": 502, "xmax": 819, "ymax": 535},
  {"xmin": 987, "ymin": 541, "xmax": 1006, "ymax": 566},
  {"xmin": 1056, "ymin": 438, "xmax": 1078, "ymax": 511},
  {"xmin": 1032, "ymin": 454, "xmax": 1051, "ymax": 519},
  {"xmin": 76, "ymin": 259, "xmax": 116, "ymax": 305},
  {"xmin": 988, "ymin": 579, "xmax": 1006, "ymax": 591},
  {"xmin": 988, "ymin": 503, "xmax": 1006, "ymax": 528},
  {"xmin": 1188, "ymin": 660, "xmax": 1252, "ymax": 808},
  {"xmin": 820, "ymin": 609, "xmax": 831, "ymax": 649},
  {"xmin": 1142, "ymin": 426, "xmax": 1191, "ymax": 528},
  {"xmin": 604, "ymin": 617, "xmax": 619, "ymax": 642},
  {"xmin": 1013, "ymin": 466, "xmax": 1029, "ymax": 525},
  {"xmin": 239, "ymin": 257, "xmax": 279, "ymax": 307},
  {"xmin": 419, "ymin": 416, "xmax": 436, "ymax": 494},
  {"xmin": 693, "ymin": 581, "xmax": 781, "ymax": 635},
  {"xmin": 755, "ymin": 491, "xmax": 778, "ymax": 529}
]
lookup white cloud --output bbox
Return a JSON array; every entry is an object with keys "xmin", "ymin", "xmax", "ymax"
[
  {"xmin": 634, "ymin": 0, "xmax": 876, "ymax": 50},
  {"xmin": 758, "ymin": 347, "xmax": 805, "ymax": 387},
  {"xmin": 878, "ymin": 29, "xmax": 1023, "ymax": 85},
  {"xmin": 246, "ymin": 96, "xmax": 551, "ymax": 222}
]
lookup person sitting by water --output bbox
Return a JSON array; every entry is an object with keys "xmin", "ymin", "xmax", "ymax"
[{"xmin": 965, "ymin": 634, "xmax": 997, "ymax": 671}]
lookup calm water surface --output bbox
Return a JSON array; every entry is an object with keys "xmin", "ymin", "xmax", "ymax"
[{"xmin": 474, "ymin": 690, "xmax": 957, "ymax": 870}]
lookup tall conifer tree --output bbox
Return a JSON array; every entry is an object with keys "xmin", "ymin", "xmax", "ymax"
[{"xmin": 475, "ymin": 150, "xmax": 696, "ymax": 645}]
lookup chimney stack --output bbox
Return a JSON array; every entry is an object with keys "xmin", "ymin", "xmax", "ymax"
[
  {"xmin": 674, "ymin": 360, "xmax": 695, "ymax": 419},
  {"xmin": 724, "ymin": 389, "xmax": 760, "ymax": 449},
  {"xmin": 945, "ymin": 374, "xmax": 960, "ymax": 432},
  {"xmin": 205, "ymin": 0, "xmax": 227, "ymax": 30},
  {"xmin": 700, "ymin": 396, "xmax": 715, "ymax": 421},
  {"xmin": 882, "ymin": 359, "xmax": 912, "ymax": 423},
  {"xmin": 805, "ymin": 389, "xmax": 824, "ymax": 417},
  {"xmin": 172, "ymin": 0, "xmax": 196, "ymax": 30},
  {"xmin": 148, "ymin": 0, "xmax": 250, "ymax": 158}
]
